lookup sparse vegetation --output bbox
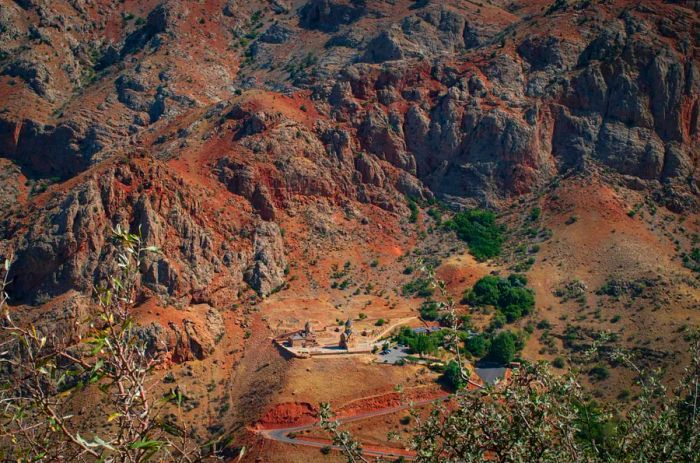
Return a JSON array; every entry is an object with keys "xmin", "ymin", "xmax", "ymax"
[{"xmin": 402, "ymin": 278, "xmax": 434, "ymax": 298}]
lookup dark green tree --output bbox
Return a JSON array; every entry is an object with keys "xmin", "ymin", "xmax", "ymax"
[{"xmin": 487, "ymin": 331, "xmax": 519, "ymax": 365}]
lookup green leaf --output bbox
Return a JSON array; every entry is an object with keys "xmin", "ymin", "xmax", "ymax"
[
  {"xmin": 93, "ymin": 436, "xmax": 116, "ymax": 451},
  {"xmin": 129, "ymin": 439, "xmax": 165, "ymax": 450}
]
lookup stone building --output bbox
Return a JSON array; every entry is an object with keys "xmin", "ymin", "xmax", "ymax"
[
  {"xmin": 339, "ymin": 318, "xmax": 354, "ymax": 349},
  {"xmin": 287, "ymin": 321, "xmax": 318, "ymax": 348}
]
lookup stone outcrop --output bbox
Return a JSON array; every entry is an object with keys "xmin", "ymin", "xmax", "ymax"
[
  {"xmin": 136, "ymin": 305, "xmax": 225, "ymax": 362},
  {"xmin": 259, "ymin": 23, "xmax": 292, "ymax": 44},
  {"xmin": 244, "ymin": 222, "xmax": 286, "ymax": 297},
  {"xmin": 121, "ymin": 1, "xmax": 187, "ymax": 56},
  {"xmin": 299, "ymin": 0, "xmax": 367, "ymax": 32},
  {"xmin": 5, "ymin": 160, "xmax": 238, "ymax": 305}
]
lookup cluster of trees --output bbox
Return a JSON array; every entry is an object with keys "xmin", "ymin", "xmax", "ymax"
[
  {"xmin": 464, "ymin": 330, "xmax": 524, "ymax": 364},
  {"xmin": 442, "ymin": 331, "xmax": 524, "ymax": 389},
  {"xmin": 394, "ymin": 326, "xmax": 446, "ymax": 358},
  {"xmin": 463, "ymin": 274, "xmax": 535, "ymax": 322},
  {"xmin": 443, "ymin": 209, "xmax": 505, "ymax": 261}
]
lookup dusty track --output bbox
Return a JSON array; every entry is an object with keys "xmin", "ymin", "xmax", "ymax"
[{"xmin": 253, "ymin": 393, "xmax": 451, "ymax": 459}]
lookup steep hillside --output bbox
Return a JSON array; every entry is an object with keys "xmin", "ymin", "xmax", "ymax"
[{"xmin": 1, "ymin": 0, "xmax": 699, "ymax": 460}]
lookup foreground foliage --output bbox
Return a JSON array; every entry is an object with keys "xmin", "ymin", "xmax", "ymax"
[
  {"xmin": 413, "ymin": 338, "xmax": 700, "ymax": 462},
  {"xmin": 0, "ymin": 228, "xmax": 210, "ymax": 462},
  {"xmin": 323, "ymin": 338, "xmax": 700, "ymax": 463},
  {"xmin": 324, "ymin": 265, "xmax": 700, "ymax": 463}
]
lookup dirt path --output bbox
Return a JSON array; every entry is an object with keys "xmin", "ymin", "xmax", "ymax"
[{"xmin": 253, "ymin": 393, "xmax": 450, "ymax": 460}]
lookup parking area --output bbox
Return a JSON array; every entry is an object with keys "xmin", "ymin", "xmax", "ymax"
[{"xmin": 375, "ymin": 345, "xmax": 411, "ymax": 364}]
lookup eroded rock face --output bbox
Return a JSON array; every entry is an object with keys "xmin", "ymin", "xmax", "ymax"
[
  {"xmin": 317, "ymin": 3, "xmax": 699, "ymax": 207},
  {"xmin": 259, "ymin": 23, "xmax": 292, "ymax": 44},
  {"xmin": 2, "ymin": 58, "xmax": 54, "ymax": 100},
  {"xmin": 5, "ymin": 160, "xmax": 236, "ymax": 305},
  {"xmin": 136, "ymin": 306, "xmax": 224, "ymax": 362},
  {"xmin": 122, "ymin": 1, "xmax": 188, "ymax": 56},
  {"xmin": 299, "ymin": 0, "xmax": 367, "ymax": 32},
  {"xmin": 0, "ymin": 1, "xmax": 698, "ymax": 378},
  {"xmin": 244, "ymin": 222, "xmax": 286, "ymax": 297},
  {"xmin": 215, "ymin": 104, "xmax": 426, "ymax": 217},
  {"xmin": 363, "ymin": 30, "xmax": 405, "ymax": 63}
]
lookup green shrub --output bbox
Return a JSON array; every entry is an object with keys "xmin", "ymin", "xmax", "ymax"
[
  {"xmin": 617, "ymin": 388, "xmax": 631, "ymax": 401},
  {"xmin": 487, "ymin": 331, "xmax": 521, "ymax": 365},
  {"xmin": 589, "ymin": 365, "xmax": 610, "ymax": 382},
  {"xmin": 537, "ymin": 319, "xmax": 552, "ymax": 330},
  {"xmin": 465, "ymin": 335, "xmax": 489, "ymax": 357},
  {"xmin": 419, "ymin": 301, "xmax": 440, "ymax": 321},
  {"xmin": 444, "ymin": 209, "xmax": 505, "ymax": 261},
  {"xmin": 402, "ymin": 278, "xmax": 434, "ymax": 298},
  {"xmin": 427, "ymin": 208, "xmax": 442, "ymax": 225},
  {"xmin": 464, "ymin": 274, "xmax": 534, "ymax": 323},
  {"xmin": 488, "ymin": 312, "xmax": 507, "ymax": 331},
  {"xmin": 408, "ymin": 200, "xmax": 419, "ymax": 223},
  {"xmin": 552, "ymin": 356, "xmax": 565, "ymax": 369},
  {"xmin": 442, "ymin": 360, "xmax": 466, "ymax": 390}
]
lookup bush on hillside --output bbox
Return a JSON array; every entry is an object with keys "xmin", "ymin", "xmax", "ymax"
[
  {"xmin": 464, "ymin": 274, "xmax": 534, "ymax": 323},
  {"xmin": 464, "ymin": 334, "xmax": 489, "ymax": 358},
  {"xmin": 444, "ymin": 209, "xmax": 505, "ymax": 261},
  {"xmin": 487, "ymin": 331, "xmax": 522, "ymax": 365},
  {"xmin": 442, "ymin": 360, "xmax": 466, "ymax": 390}
]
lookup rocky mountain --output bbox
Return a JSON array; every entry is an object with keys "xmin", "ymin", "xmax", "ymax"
[
  {"xmin": 0, "ymin": 0, "xmax": 699, "ymax": 459},
  {"xmin": 2, "ymin": 0, "xmax": 698, "ymax": 303}
]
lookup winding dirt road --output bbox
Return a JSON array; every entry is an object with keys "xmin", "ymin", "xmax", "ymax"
[{"xmin": 254, "ymin": 394, "xmax": 451, "ymax": 459}]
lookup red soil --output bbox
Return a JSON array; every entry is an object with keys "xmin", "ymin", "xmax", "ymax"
[{"xmin": 253, "ymin": 402, "xmax": 318, "ymax": 430}]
